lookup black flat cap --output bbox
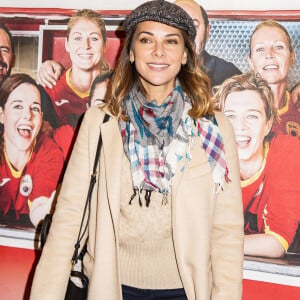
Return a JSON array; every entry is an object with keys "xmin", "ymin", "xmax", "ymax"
[{"xmin": 123, "ymin": 0, "xmax": 196, "ymax": 42}]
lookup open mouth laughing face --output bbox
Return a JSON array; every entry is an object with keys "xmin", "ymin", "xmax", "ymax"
[
  {"xmin": 0, "ymin": 83, "xmax": 43, "ymax": 153},
  {"xmin": 223, "ymin": 90, "xmax": 272, "ymax": 163}
]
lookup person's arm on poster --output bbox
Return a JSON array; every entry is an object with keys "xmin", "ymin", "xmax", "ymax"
[
  {"xmin": 245, "ymin": 234, "xmax": 285, "ymax": 258},
  {"xmin": 29, "ymin": 190, "xmax": 56, "ymax": 227},
  {"xmin": 27, "ymin": 134, "xmax": 64, "ymax": 228},
  {"xmin": 244, "ymin": 136, "xmax": 300, "ymax": 258},
  {"xmin": 37, "ymin": 60, "xmax": 64, "ymax": 88}
]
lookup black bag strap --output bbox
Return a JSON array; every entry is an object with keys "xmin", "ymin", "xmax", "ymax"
[
  {"xmin": 40, "ymin": 213, "xmax": 53, "ymax": 248},
  {"xmin": 72, "ymin": 113, "xmax": 110, "ymax": 263}
]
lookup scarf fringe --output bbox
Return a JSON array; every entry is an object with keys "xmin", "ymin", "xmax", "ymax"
[{"xmin": 129, "ymin": 188, "xmax": 152, "ymax": 207}]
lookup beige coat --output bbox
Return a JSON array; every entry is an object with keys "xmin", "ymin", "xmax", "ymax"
[{"xmin": 30, "ymin": 107, "xmax": 244, "ymax": 300}]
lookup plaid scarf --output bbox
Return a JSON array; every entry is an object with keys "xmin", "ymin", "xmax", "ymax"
[
  {"xmin": 119, "ymin": 80, "xmax": 229, "ymax": 197},
  {"xmin": 196, "ymin": 115, "xmax": 230, "ymax": 194}
]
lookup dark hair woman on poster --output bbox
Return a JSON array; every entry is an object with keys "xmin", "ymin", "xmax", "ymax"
[
  {"xmin": 0, "ymin": 73, "xmax": 64, "ymax": 228},
  {"xmin": 88, "ymin": 70, "xmax": 113, "ymax": 107},
  {"xmin": 30, "ymin": 1, "xmax": 244, "ymax": 299}
]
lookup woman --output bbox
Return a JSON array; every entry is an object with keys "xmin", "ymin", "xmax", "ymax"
[
  {"xmin": 247, "ymin": 20, "xmax": 300, "ymax": 137},
  {"xmin": 88, "ymin": 70, "xmax": 113, "ymax": 107},
  {"xmin": 0, "ymin": 73, "xmax": 64, "ymax": 228},
  {"xmin": 44, "ymin": 9, "xmax": 110, "ymax": 159},
  {"xmin": 215, "ymin": 72, "xmax": 300, "ymax": 258},
  {"xmin": 31, "ymin": 1, "xmax": 243, "ymax": 299}
]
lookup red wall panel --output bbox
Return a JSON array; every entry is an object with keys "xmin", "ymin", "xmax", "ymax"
[{"xmin": 0, "ymin": 246, "xmax": 41, "ymax": 300}]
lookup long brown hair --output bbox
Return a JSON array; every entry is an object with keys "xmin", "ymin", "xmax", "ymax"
[{"xmin": 107, "ymin": 23, "xmax": 213, "ymax": 119}]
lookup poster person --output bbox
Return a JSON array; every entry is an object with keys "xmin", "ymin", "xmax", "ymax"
[
  {"xmin": 0, "ymin": 74, "xmax": 64, "ymax": 228},
  {"xmin": 215, "ymin": 72, "xmax": 300, "ymax": 258}
]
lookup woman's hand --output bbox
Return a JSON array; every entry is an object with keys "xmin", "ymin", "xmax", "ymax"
[
  {"xmin": 37, "ymin": 60, "xmax": 64, "ymax": 88},
  {"xmin": 29, "ymin": 191, "xmax": 56, "ymax": 227}
]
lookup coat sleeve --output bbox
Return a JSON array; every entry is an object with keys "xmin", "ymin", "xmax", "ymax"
[
  {"xmin": 30, "ymin": 107, "xmax": 105, "ymax": 300},
  {"xmin": 211, "ymin": 112, "xmax": 244, "ymax": 300}
]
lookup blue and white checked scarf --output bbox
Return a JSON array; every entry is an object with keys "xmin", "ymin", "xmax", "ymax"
[{"xmin": 119, "ymin": 80, "xmax": 229, "ymax": 196}]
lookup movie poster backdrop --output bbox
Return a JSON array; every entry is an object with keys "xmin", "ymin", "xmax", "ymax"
[{"xmin": 0, "ymin": 15, "xmax": 300, "ymax": 256}]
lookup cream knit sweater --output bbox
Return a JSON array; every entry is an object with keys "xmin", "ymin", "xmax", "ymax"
[{"xmin": 119, "ymin": 155, "xmax": 183, "ymax": 289}]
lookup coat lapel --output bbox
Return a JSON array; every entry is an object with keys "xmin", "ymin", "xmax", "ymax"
[{"xmin": 101, "ymin": 118, "xmax": 123, "ymax": 225}]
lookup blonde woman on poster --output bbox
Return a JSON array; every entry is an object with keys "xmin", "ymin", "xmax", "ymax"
[
  {"xmin": 41, "ymin": 9, "xmax": 110, "ymax": 160},
  {"xmin": 247, "ymin": 20, "xmax": 300, "ymax": 137},
  {"xmin": 215, "ymin": 72, "xmax": 300, "ymax": 258},
  {"xmin": 0, "ymin": 74, "xmax": 64, "ymax": 228}
]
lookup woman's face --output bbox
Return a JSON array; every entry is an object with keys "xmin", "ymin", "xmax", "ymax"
[
  {"xmin": 65, "ymin": 18, "xmax": 105, "ymax": 72},
  {"xmin": 0, "ymin": 83, "xmax": 43, "ymax": 152},
  {"xmin": 247, "ymin": 26, "xmax": 295, "ymax": 85},
  {"xmin": 90, "ymin": 80, "xmax": 109, "ymax": 107},
  {"xmin": 129, "ymin": 21, "xmax": 187, "ymax": 97},
  {"xmin": 223, "ymin": 90, "xmax": 272, "ymax": 163}
]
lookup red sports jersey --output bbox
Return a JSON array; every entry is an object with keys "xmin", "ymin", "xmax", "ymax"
[
  {"xmin": 273, "ymin": 91, "xmax": 300, "ymax": 138},
  {"xmin": 242, "ymin": 134, "xmax": 300, "ymax": 250},
  {"xmin": 53, "ymin": 124, "xmax": 75, "ymax": 161},
  {"xmin": 0, "ymin": 132, "xmax": 64, "ymax": 221},
  {"xmin": 45, "ymin": 69, "xmax": 89, "ymax": 128}
]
